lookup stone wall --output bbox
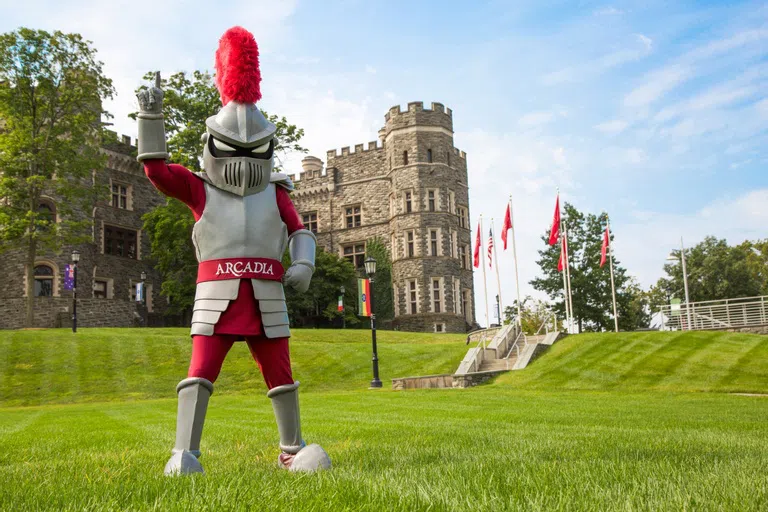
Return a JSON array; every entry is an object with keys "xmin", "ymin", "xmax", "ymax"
[{"xmin": 0, "ymin": 298, "xmax": 140, "ymax": 329}]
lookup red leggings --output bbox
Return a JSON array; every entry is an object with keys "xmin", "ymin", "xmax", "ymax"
[{"xmin": 188, "ymin": 334, "xmax": 293, "ymax": 389}]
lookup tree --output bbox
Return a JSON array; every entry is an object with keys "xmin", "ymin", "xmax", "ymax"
[
  {"xmin": 282, "ymin": 245, "xmax": 359, "ymax": 328},
  {"xmin": 658, "ymin": 236, "xmax": 764, "ymax": 303},
  {"xmin": 530, "ymin": 202, "xmax": 635, "ymax": 332},
  {"xmin": 132, "ymin": 70, "xmax": 308, "ymax": 316},
  {"xmin": 0, "ymin": 28, "xmax": 115, "ymax": 326},
  {"xmin": 503, "ymin": 296, "xmax": 556, "ymax": 334},
  {"xmin": 364, "ymin": 236, "xmax": 394, "ymax": 320}
]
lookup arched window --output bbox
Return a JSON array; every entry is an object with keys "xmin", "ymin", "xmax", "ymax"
[
  {"xmin": 403, "ymin": 150, "xmax": 408, "ymax": 165},
  {"xmin": 37, "ymin": 200, "xmax": 56, "ymax": 230},
  {"xmin": 427, "ymin": 149, "xmax": 432, "ymax": 163},
  {"xmin": 34, "ymin": 264, "xmax": 54, "ymax": 297}
]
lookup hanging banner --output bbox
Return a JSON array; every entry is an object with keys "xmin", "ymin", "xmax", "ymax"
[
  {"xmin": 135, "ymin": 282, "xmax": 144, "ymax": 302},
  {"xmin": 63, "ymin": 264, "xmax": 75, "ymax": 291},
  {"xmin": 357, "ymin": 278, "xmax": 371, "ymax": 317}
]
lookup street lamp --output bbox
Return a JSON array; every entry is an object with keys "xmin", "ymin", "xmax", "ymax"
[
  {"xmin": 71, "ymin": 250, "xmax": 80, "ymax": 333},
  {"xmin": 340, "ymin": 285, "xmax": 346, "ymax": 329},
  {"xmin": 364, "ymin": 256, "xmax": 382, "ymax": 389},
  {"xmin": 667, "ymin": 236, "xmax": 692, "ymax": 330},
  {"xmin": 140, "ymin": 271, "xmax": 147, "ymax": 327}
]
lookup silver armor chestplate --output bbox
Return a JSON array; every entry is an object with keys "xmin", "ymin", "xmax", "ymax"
[{"xmin": 190, "ymin": 177, "xmax": 290, "ymax": 338}]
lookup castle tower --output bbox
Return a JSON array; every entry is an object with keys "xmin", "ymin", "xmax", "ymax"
[
  {"xmin": 290, "ymin": 102, "xmax": 476, "ymax": 333},
  {"xmin": 385, "ymin": 102, "xmax": 475, "ymax": 332}
]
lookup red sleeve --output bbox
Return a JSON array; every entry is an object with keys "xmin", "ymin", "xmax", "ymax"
[
  {"xmin": 143, "ymin": 160, "xmax": 206, "ymax": 221},
  {"xmin": 275, "ymin": 186, "xmax": 305, "ymax": 234}
]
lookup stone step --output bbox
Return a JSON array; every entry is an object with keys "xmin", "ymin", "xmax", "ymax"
[{"xmin": 479, "ymin": 357, "xmax": 518, "ymax": 372}]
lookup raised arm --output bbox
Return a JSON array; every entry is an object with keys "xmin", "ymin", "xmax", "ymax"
[{"xmin": 143, "ymin": 160, "xmax": 206, "ymax": 220}]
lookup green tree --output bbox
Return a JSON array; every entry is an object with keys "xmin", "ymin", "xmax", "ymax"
[
  {"xmin": 659, "ymin": 236, "xmax": 764, "ymax": 303},
  {"xmin": 0, "ymin": 28, "xmax": 114, "ymax": 326},
  {"xmin": 530, "ymin": 203, "xmax": 635, "ymax": 332},
  {"xmin": 133, "ymin": 70, "xmax": 308, "ymax": 316},
  {"xmin": 504, "ymin": 296, "xmax": 556, "ymax": 334},
  {"xmin": 282, "ymin": 246, "xmax": 359, "ymax": 328},
  {"xmin": 364, "ymin": 236, "xmax": 394, "ymax": 320}
]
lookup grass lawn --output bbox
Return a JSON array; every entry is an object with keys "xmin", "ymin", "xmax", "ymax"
[
  {"xmin": 501, "ymin": 330, "xmax": 768, "ymax": 393},
  {"xmin": 1, "ymin": 328, "xmax": 767, "ymax": 511}
]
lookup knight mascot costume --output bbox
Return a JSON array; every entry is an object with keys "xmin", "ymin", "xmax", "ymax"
[{"xmin": 136, "ymin": 26, "xmax": 331, "ymax": 475}]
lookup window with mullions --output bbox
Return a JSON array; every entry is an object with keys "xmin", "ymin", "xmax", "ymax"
[
  {"xmin": 112, "ymin": 183, "xmax": 129, "ymax": 209},
  {"xmin": 342, "ymin": 243, "xmax": 365, "ymax": 268},
  {"xmin": 345, "ymin": 205, "xmax": 361, "ymax": 228},
  {"xmin": 104, "ymin": 225, "xmax": 137, "ymax": 259},
  {"xmin": 34, "ymin": 264, "xmax": 54, "ymax": 297},
  {"xmin": 301, "ymin": 212, "xmax": 318, "ymax": 233}
]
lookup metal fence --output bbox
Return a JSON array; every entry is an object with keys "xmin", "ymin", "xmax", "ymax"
[{"xmin": 657, "ymin": 295, "xmax": 768, "ymax": 331}]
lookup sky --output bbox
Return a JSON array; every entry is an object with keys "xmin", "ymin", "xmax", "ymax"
[{"xmin": 3, "ymin": 0, "xmax": 767, "ymax": 325}]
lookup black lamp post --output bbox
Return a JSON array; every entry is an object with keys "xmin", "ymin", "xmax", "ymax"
[
  {"xmin": 496, "ymin": 294, "xmax": 501, "ymax": 326},
  {"xmin": 140, "ymin": 271, "xmax": 147, "ymax": 327},
  {"xmin": 71, "ymin": 250, "xmax": 80, "ymax": 333},
  {"xmin": 364, "ymin": 257, "xmax": 382, "ymax": 388},
  {"xmin": 340, "ymin": 285, "xmax": 346, "ymax": 329}
]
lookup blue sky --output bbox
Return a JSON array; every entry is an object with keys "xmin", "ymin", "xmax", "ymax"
[{"xmin": 3, "ymin": 0, "xmax": 767, "ymax": 323}]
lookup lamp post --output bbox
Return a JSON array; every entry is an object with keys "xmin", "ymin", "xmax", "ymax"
[
  {"xmin": 340, "ymin": 285, "xmax": 346, "ymax": 329},
  {"xmin": 495, "ymin": 294, "xmax": 501, "ymax": 326},
  {"xmin": 71, "ymin": 250, "xmax": 80, "ymax": 333},
  {"xmin": 140, "ymin": 271, "xmax": 147, "ymax": 327},
  {"xmin": 364, "ymin": 256, "xmax": 382, "ymax": 389},
  {"xmin": 667, "ymin": 237, "xmax": 692, "ymax": 330}
]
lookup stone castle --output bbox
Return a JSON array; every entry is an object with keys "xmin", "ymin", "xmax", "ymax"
[
  {"xmin": 289, "ymin": 101, "xmax": 476, "ymax": 333},
  {"xmin": 0, "ymin": 101, "xmax": 476, "ymax": 333}
]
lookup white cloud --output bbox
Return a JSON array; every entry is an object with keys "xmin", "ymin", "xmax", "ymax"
[
  {"xmin": 636, "ymin": 34, "xmax": 653, "ymax": 52},
  {"xmin": 624, "ymin": 65, "xmax": 691, "ymax": 107},
  {"xmin": 595, "ymin": 119, "xmax": 629, "ymax": 134}
]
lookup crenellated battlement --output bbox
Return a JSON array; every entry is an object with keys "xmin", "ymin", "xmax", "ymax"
[
  {"xmin": 326, "ymin": 140, "xmax": 383, "ymax": 160},
  {"xmin": 383, "ymin": 101, "xmax": 454, "ymax": 134},
  {"xmin": 384, "ymin": 101, "xmax": 453, "ymax": 121}
]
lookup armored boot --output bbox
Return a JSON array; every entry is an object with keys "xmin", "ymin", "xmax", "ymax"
[
  {"xmin": 164, "ymin": 377, "xmax": 213, "ymax": 476},
  {"xmin": 267, "ymin": 381, "xmax": 331, "ymax": 472}
]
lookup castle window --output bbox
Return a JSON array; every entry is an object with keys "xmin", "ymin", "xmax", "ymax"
[
  {"xmin": 403, "ymin": 150, "xmax": 408, "ymax": 165},
  {"xmin": 405, "ymin": 191, "xmax": 412, "ymax": 213},
  {"xmin": 34, "ymin": 264, "xmax": 55, "ymax": 297},
  {"xmin": 459, "ymin": 246, "xmax": 466, "ymax": 269},
  {"xmin": 448, "ymin": 190, "xmax": 455, "ymax": 214},
  {"xmin": 427, "ymin": 149, "xmax": 432, "ymax": 163},
  {"xmin": 426, "ymin": 189, "xmax": 439, "ymax": 211},
  {"xmin": 431, "ymin": 277, "xmax": 443, "ymax": 313},
  {"xmin": 111, "ymin": 182, "xmax": 130, "ymax": 210},
  {"xmin": 93, "ymin": 279, "xmax": 108, "ymax": 299},
  {"xmin": 408, "ymin": 279, "xmax": 419, "ymax": 314},
  {"xmin": 450, "ymin": 230, "xmax": 458, "ymax": 258},
  {"xmin": 345, "ymin": 205, "xmax": 362, "ymax": 228},
  {"xmin": 342, "ymin": 243, "xmax": 366, "ymax": 268},
  {"xmin": 37, "ymin": 200, "xmax": 56, "ymax": 231},
  {"xmin": 104, "ymin": 225, "xmax": 138, "ymax": 259},
  {"xmin": 457, "ymin": 206, "xmax": 468, "ymax": 228},
  {"xmin": 463, "ymin": 289, "xmax": 472, "ymax": 322},
  {"xmin": 429, "ymin": 229, "xmax": 439, "ymax": 256},
  {"xmin": 406, "ymin": 230, "xmax": 415, "ymax": 258},
  {"xmin": 301, "ymin": 212, "xmax": 318, "ymax": 233},
  {"xmin": 434, "ymin": 323, "xmax": 445, "ymax": 333}
]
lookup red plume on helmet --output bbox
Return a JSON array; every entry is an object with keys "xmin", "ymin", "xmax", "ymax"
[{"xmin": 214, "ymin": 26, "xmax": 262, "ymax": 106}]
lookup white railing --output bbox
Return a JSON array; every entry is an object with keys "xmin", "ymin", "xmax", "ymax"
[
  {"xmin": 455, "ymin": 324, "xmax": 518, "ymax": 375},
  {"xmin": 534, "ymin": 310, "xmax": 559, "ymax": 336},
  {"xmin": 657, "ymin": 295, "xmax": 768, "ymax": 331},
  {"xmin": 504, "ymin": 329, "xmax": 525, "ymax": 370}
]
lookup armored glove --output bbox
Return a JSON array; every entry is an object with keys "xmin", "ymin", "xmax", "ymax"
[
  {"xmin": 136, "ymin": 71, "xmax": 170, "ymax": 162},
  {"xmin": 285, "ymin": 229, "xmax": 317, "ymax": 293}
]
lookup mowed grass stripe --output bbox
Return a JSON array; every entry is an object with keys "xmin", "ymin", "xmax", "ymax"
[
  {"xmin": 0, "ymin": 328, "xmax": 468, "ymax": 406},
  {"xmin": 499, "ymin": 331, "xmax": 768, "ymax": 393}
]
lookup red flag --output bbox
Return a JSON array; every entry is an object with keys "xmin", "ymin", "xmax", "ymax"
[
  {"xmin": 548, "ymin": 194, "xmax": 560, "ymax": 246},
  {"xmin": 600, "ymin": 226, "xmax": 610, "ymax": 268},
  {"xmin": 501, "ymin": 203, "xmax": 512, "ymax": 250},
  {"xmin": 473, "ymin": 223, "xmax": 481, "ymax": 268}
]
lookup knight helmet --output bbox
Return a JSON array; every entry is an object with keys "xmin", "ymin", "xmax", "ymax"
[{"xmin": 202, "ymin": 26, "xmax": 276, "ymax": 196}]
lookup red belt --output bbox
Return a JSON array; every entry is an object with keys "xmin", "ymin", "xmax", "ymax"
[{"xmin": 197, "ymin": 257, "xmax": 284, "ymax": 283}]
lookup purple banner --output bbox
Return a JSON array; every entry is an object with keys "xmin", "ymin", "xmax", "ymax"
[{"xmin": 63, "ymin": 264, "xmax": 75, "ymax": 291}]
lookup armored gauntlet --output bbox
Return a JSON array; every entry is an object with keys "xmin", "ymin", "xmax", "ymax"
[
  {"xmin": 136, "ymin": 72, "xmax": 170, "ymax": 162},
  {"xmin": 284, "ymin": 229, "xmax": 316, "ymax": 294}
]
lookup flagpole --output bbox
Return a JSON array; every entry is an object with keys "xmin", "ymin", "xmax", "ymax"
[
  {"xmin": 479, "ymin": 214, "xmax": 490, "ymax": 329},
  {"xmin": 562, "ymin": 219, "xmax": 575, "ymax": 334},
  {"xmin": 491, "ymin": 218, "xmax": 503, "ymax": 325},
  {"xmin": 509, "ymin": 195, "xmax": 522, "ymax": 327},
  {"xmin": 560, "ymin": 233, "xmax": 571, "ymax": 332},
  {"xmin": 607, "ymin": 220, "xmax": 619, "ymax": 333}
]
